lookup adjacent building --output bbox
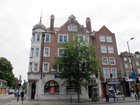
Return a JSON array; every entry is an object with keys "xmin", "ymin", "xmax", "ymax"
[
  {"xmin": 94, "ymin": 26, "xmax": 122, "ymax": 98},
  {"xmin": 119, "ymin": 51, "xmax": 140, "ymax": 96}
]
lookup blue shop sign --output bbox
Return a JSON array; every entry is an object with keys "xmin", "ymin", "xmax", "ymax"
[
  {"xmin": 55, "ymin": 74, "xmax": 60, "ymax": 78},
  {"xmin": 132, "ymin": 72, "xmax": 136, "ymax": 79}
]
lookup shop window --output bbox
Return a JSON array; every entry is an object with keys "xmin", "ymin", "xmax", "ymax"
[
  {"xmin": 44, "ymin": 81, "xmax": 59, "ymax": 94},
  {"xmin": 66, "ymin": 81, "xmax": 79, "ymax": 94}
]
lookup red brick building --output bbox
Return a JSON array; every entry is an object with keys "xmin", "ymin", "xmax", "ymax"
[{"xmin": 94, "ymin": 26, "xmax": 121, "ymax": 97}]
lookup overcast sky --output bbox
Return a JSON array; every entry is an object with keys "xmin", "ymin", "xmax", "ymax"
[{"xmin": 0, "ymin": 0, "xmax": 140, "ymax": 82}]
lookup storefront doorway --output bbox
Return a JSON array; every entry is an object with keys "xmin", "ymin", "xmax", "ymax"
[{"xmin": 31, "ymin": 83, "xmax": 36, "ymax": 99}]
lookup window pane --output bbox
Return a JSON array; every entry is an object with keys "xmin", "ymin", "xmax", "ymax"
[
  {"xmin": 45, "ymin": 48, "xmax": 49, "ymax": 56},
  {"xmin": 59, "ymin": 49, "xmax": 63, "ymax": 56},
  {"xmin": 64, "ymin": 36, "xmax": 67, "ymax": 42},
  {"xmin": 111, "ymin": 69, "xmax": 116, "ymax": 78},
  {"xmin": 110, "ymin": 58, "xmax": 115, "ymax": 65},
  {"xmin": 107, "ymin": 36, "xmax": 112, "ymax": 42},
  {"xmin": 46, "ymin": 35, "xmax": 50, "ymax": 42},
  {"xmin": 101, "ymin": 46, "xmax": 107, "ymax": 53},
  {"xmin": 29, "ymin": 63, "xmax": 32, "ymax": 71},
  {"xmin": 59, "ymin": 35, "xmax": 63, "ymax": 42},
  {"xmin": 102, "ymin": 57, "xmax": 108, "ymax": 65},
  {"xmin": 100, "ymin": 36, "xmax": 105, "ymax": 42},
  {"xmin": 108, "ymin": 46, "xmax": 114, "ymax": 53},
  {"xmin": 124, "ymin": 57, "xmax": 127, "ymax": 61},
  {"xmin": 80, "ymin": 36, "xmax": 84, "ymax": 42},
  {"xmin": 34, "ymin": 64, "xmax": 38, "ymax": 71},
  {"xmin": 37, "ymin": 34, "xmax": 40, "ymax": 41},
  {"xmin": 35, "ymin": 48, "xmax": 39, "ymax": 56},
  {"xmin": 33, "ymin": 34, "xmax": 35, "ymax": 42},
  {"xmin": 44, "ymin": 63, "xmax": 48, "ymax": 72},
  {"xmin": 85, "ymin": 36, "xmax": 89, "ymax": 43},
  {"xmin": 124, "ymin": 64, "xmax": 128, "ymax": 68},
  {"xmin": 104, "ymin": 68, "xmax": 109, "ymax": 78},
  {"xmin": 31, "ymin": 48, "xmax": 34, "ymax": 57}
]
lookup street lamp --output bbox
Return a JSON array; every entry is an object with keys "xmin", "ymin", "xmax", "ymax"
[{"xmin": 127, "ymin": 37, "xmax": 134, "ymax": 72}]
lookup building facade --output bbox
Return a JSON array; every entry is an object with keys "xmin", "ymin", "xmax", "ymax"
[
  {"xmin": 94, "ymin": 26, "xmax": 122, "ymax": 98},
  {"xmin": 119, "ymin": 51, "xmax": 140, "ymax": 96},
  {"xmin": 26, "ymin": 15, "xmax": 101, "ymax": 100}
]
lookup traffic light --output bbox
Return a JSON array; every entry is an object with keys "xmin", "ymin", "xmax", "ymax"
[{"xmin": 136, "ymin": 78, "xmax": 139, "ymax": 83}]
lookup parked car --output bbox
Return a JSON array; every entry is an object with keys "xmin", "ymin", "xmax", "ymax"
[{"xmin": 8, "ymin": 89, "xmax": 14, "ymax": 94}]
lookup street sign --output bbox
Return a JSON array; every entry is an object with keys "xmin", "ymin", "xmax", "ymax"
[{"xmin": 132, "ymin": 72, "xmax": 136, "ymax": 79}]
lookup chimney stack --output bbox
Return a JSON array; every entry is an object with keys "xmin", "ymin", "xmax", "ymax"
[
  {"xmin": 50, "ymin": 14, "xmax": 55, "ymax": 31},
  {"xmin": 86, "ymin": 17, "xmax": 92, "ymax": 33}
]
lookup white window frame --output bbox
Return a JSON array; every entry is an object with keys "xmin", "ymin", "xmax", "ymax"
[
  {"xmin": 109, "ymin": 57, "xmax": 116, "ymax": 65},
  {"xmin": 124, "ymin": 64, "xmax": 128, "ymax": 68},
  {"xmin": 100, "ymin": 35, "xmax": 105, "ymax": 42},
  {"xmin": 108, "ymin": 46, "xmax": 114, "ymax": 54},
  {"xmin": 45, "ymin": 34, "xmax": 51, "ymax": 42},
  {"xmin": 126, "ymin": 71, "xmax": 129, "ymax": 77},
  {"xmin": 129, "ymin": 58, "xmax": 131, "ymax": 63},
  {"xmin": 32, "ymin": 34, "xmax": 35, "ymax": 42},
  {"xmin": 68, "ymin": 25, "xmax": 77, "ymax": 32},
  {"xmin": 43, "ymin": 62, "xmax": 49, "ymax": 72},
  {"xmin": 103, "ymin": 68, "xmax": 110, "ymax": 78},
  {"xmin": 58, "ymin": 48, "xmax": 64, "ymax": 57},
  {"xmin": 137, "ymin": 68, "xmax": 140, "ymax": 74},
  {"xmin": 106, "ymin": 36, "xmax": 112, "ymax": 42},
  {"xmin": 29, "ymin": 63, "xmax": 32, "ymax": 72},
  {"xmin": 30, "ymin": 48, "xmax": 34, "ymax": 57},
  {"xmin": 124, "ymin": 57, "xmax": 127, "ymax": 61},
  {"xmin": 58, "ymin": 34, "xmax": 68, "ymax": 42},
  {"xmin": 37, "ymin": 34, "xmax": 40, "ymax": 42},
  {"xmin": 44, "ymin": 47, "xmax": 50, "ymax": 57},
  {"xmin": 34, "ymin": 63, "xmax": 39, "ymax": 72},
  {"xmin": 136, "ymin": 61, "xmax": 139, "ymax": 66},
  {"xmin": 102, "ymin": 57, "xmax": 108, "ymax": 65},
  {"xmin": 101, "ymin": 45, "xmax": 107, "ymax": 53},
  {"xmin": 35, "ymin": 48, "xmax": 39, "ymax": 56},
  {"xmin": 111, "ymin": 68, "xmax": 117, "ymax": 78}
]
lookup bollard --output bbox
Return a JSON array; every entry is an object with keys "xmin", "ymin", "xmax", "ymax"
[{"xmin": 106, "ymin": 95, "xmax": 109, "ymax": 102}]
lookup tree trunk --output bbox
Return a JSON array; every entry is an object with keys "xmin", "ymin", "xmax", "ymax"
[{"xmin": 77, "ymin": 83, "xmax": 80, "ymax": 102}]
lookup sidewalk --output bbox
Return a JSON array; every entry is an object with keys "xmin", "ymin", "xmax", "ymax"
[{"xmin": 6, "ymin": 96, "xmax": 140, "ymax": 105}]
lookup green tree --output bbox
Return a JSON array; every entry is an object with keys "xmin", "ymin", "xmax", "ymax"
[
  {"xmin": 0, "ymin": 57, "xmax": 15, "ymax": 88},
  {"xmin": 53, "ymin": 35, "xmax": 99, "ymax": 102}
]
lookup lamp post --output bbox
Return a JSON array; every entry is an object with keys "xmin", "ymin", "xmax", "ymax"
[{"xmin": 127, "ymin": 37, "xmax": 134, "ymax": 72}]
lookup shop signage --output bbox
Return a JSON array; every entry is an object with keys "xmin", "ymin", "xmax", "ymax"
[
  {"xmin": 50, "ymin": 87, "xmax": 55, "ymax": 94},
  {"xmin": 55, "ymin": 74, "xmax": 60, "ymax": 78},
  {"xmin": 132, "ymin": 72, "xmax": 136, "ymax": 79},
  {"xmin": 107, "ymin": 79, "xmax": 120, "ymax": 84}
]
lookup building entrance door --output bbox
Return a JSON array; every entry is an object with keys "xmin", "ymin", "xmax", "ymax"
[{"xmin": 31, "ymin": 83, "xmax": 36, "ymax": 99}]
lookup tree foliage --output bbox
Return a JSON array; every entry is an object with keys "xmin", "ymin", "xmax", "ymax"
[
  {"xmin": 53, "ymin": 35, "xmax": 99, "ymax": 102},
  {"xmin": 0, "ymin": 57, "xmax": 15, "ymax": 88}
]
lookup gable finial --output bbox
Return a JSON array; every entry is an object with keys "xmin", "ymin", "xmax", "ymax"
[{"xmin": 40, "ymin": 11, "xmax": 43, "ymax": 23}]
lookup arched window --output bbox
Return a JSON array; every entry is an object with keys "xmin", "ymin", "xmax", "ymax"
[
  {"xmin": 44, "ymin": 80, "xmax": 59, "ymax": 94},
  {"xmin": 66, "ymin": 81, "xmax": 79, "ymax": 94}
]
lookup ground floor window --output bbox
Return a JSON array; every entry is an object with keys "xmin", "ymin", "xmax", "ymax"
[
  {"xmin": 66, "ymin": 81, "xmax": 80, "ymax": 95},
  {"xmin": 44, "ymin": 81, "xmax": 59, "ymax": 94}
]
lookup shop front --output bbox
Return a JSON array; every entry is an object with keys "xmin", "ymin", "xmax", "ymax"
[{"xmin": 107, "ymin": 79, "xmax": 122, "ymax": 97}]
